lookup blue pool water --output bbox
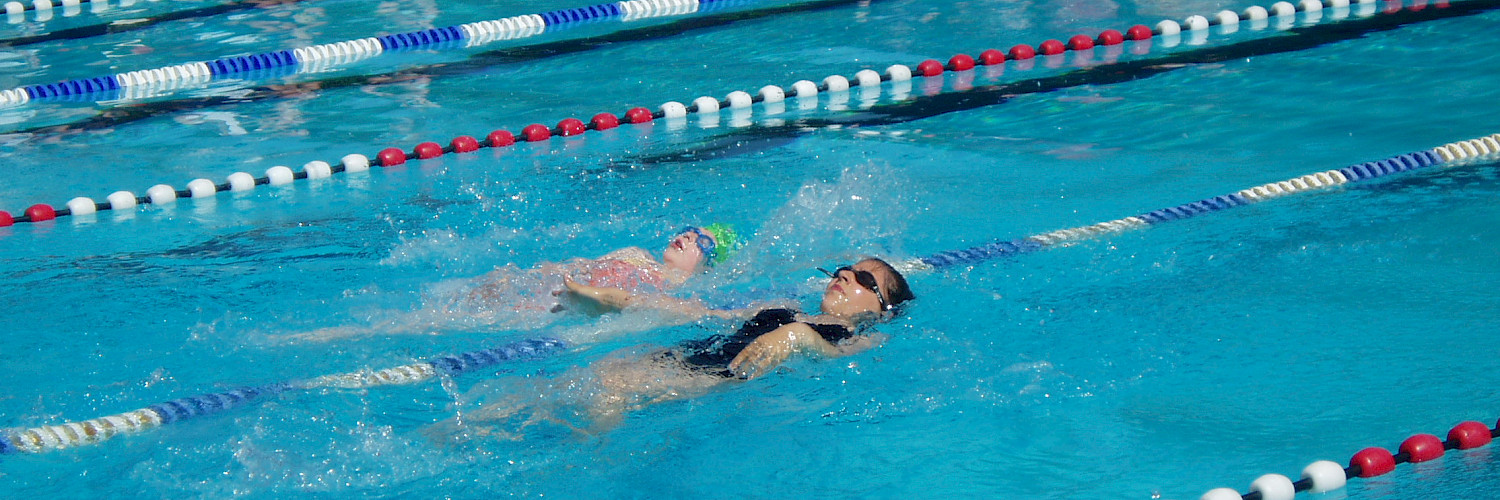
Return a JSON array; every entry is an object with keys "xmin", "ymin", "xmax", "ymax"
[{"xmin": 2, "ymin": 0, "xmax": 1499, "ymax": 498}]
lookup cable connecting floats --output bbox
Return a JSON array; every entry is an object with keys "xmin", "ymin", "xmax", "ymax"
[
  {"xmin": 1200, "ymin": 419, "xmax": 1500, "ymax": 500},
  {"xmin": 0, "ymin": 0, "xmax": 1473, "ymax": 229},
  {"xmin": 0, "ymin": 0, "xmax": 752, "ymax": 107},
  {"xmin": 904, "ymin": 133, "xmax": 1500, "ymax": 272},
  {"xmin": 0, "ymin": 337, "xmax": 566, "ymax": 455}
]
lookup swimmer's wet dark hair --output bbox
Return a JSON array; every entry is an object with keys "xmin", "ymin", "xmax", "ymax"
[{"xmin": 862, "ymin": 257, "xmax": 915, "ymax": 307}]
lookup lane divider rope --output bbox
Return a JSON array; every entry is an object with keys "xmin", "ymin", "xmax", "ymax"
[
  {"xmin": 1, "ymin": 0, "xmax": 329, "ymax": 51},
  {"xmin": 903, "ymin": 132, "xmax": 1498, "ymax": 271},
  {"xmin": 0, "ymin": 0, "xmax": 757, "ymax": 108},
  {"xmin": 0, "ymin": 0, "xmax": 326, "ymax": 34},
  {"xmin": 3, "ymin": 0, "xmax": 136, "ymax": 21},
  {"xmin": 1200, "ymin": 419, "xmax": 1500, "ymax": 500},
  {"xmin": 0, "ymin": 337, "xmax": 565, "ymax": 454},
  {"xmin": 0, "ymin": 0, "xmax": 1458, "ymax": 229},
  {"xmin": 0, "ymin": 0, "xmax": 1430, "ymax": 108}
]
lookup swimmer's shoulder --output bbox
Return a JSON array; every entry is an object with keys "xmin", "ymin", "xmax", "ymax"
[{"xmin": 599, "ymin": 246, "xmax": 655, "ymax": 264}]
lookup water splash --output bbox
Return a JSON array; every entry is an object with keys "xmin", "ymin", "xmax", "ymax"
[{"xmin": 696, "ymin": 161, "xmax": 919, "ymax": 293}]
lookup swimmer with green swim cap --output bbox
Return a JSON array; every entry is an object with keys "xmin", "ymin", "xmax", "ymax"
[
  {"xmin": 292, "ymin": 222, "xmax": 744, "ymax": 342},
  {"xmin": 561, "ymin": 223, "xmax": 741, "ymax": 314},
  {"xmin": 695, "ymin": 223, "xmax": 740, "ymax": 266}
]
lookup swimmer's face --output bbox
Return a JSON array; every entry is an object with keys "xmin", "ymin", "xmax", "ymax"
[
  {"xmin": 819, "ymin": 259, "xmax": 894, "ymax": 318},
  {"xmin": 662, "ymin": 229, "xmax": 709, "ymax": 273}
]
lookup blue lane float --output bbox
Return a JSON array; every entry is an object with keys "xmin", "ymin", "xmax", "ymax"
[
  {"xmin": 376, "ymin": 26, "xmax": 466, "ymax": 51},
  {"xmin": 205, "ymin": 50, "xmax": 298, "ymax": 76},
  {"xmin": 540, "ymin": 3, "xmax": 622, "ymax": 25},
  {"xmin": 22, "ymin": 75, "xmax": 120, "ymax": 99}
]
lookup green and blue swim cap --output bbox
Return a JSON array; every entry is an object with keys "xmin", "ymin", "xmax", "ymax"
[{"xmin": 683, "ymin": 223, "xmax": 739, "ymax": 266}]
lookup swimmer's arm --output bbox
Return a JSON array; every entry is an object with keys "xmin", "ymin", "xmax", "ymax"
[
  {"xmin": 561, "ymin": 277, "xmax": 753, "ymax": 320},
  {"xmin": 561, "ymin": 276, "xmax": 634, "ymax": 309},
  {"xmin": 729, "ymin": 324, "xmax": 878, "ymax": 379}
]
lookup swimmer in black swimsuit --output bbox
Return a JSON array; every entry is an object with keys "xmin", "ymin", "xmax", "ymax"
[
  {"xmin": 571, "ymin": 257, "xmax": 914, "ymax": 429},
  {"xmin": 667, "ymin": 307, "xmax": 858, "ymax": 378},
  {"xmin": 430, "ymin": 257, "xmax": 915, "ymax": 438},
  {"xmin": 566, "ymin": 257, "xmax": 913, "ymax": 379},
  {"xmin": 431, "ymin": 257, "xmax": 916, "ymax": 439}
]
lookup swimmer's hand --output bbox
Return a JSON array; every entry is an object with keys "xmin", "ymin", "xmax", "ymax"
[
  {"xmin": 562, "ymin": 276, "xmax": 634, "ymax": 310},
  {"xmin": 728, "ymin": 323, "xmax": 841, "ymax": 380}
]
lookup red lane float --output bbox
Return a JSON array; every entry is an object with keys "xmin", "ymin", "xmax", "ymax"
[
  {"xmin": 591, "ymin": 112, "xmax": 619, "ymax": 130},
  {"xmin": 451, "ymin": 135, "xmax": 480, "ymax": 153},
  {"xmin": 947, "ymin": 54, "xmax": 976, "ymax": 71},
  {"xmin": 1350, "ymin": 447, "xmax": 1396, "ymax": 478},
  {"xmin": 916, "ymin": 59, "xmax": 944, "ymax": 76},
  {"xmin": 377, "ymin": 147, "xmax": 407, "ymax": 166},
  {"xmin": 1448, "ymin": 421, "xmax": 1493, "ymax": 449},
  {"xmin": 1400, "ymin": 434, "xmax": 1445, "ymax": 462},
  {"xmin": 978, "ymin": 49, "xmax": 1006, "ymax": 65},
  {"xmin": 522, "ymin": 124, "xmax": 550, "ymax": 142},
  {"xmin": 487, "ymin": 129, "xmax": 515, "ymax": 147},
  {"xmin": 1007, "ymin": 44, "xmax": 1035, "ymax": 60},
  {"xmin": 414, "ymin": 141, "xmax": 443, "ymax": 159},
  {"xmin": 557, "ymin": 118, "xmax": 586, "ymax": 136},
  {"xmin": 625, "ymin": 106, "xmax": 654, "ymax": 124},
  {"xmin": 24, "ymin": 204, "xmax": 56, "ymax": 222},
  {"xmin": 1098, "ymin": 29, "xmax": 1125, "ymax": 45},
  {"xmin": 1126, "ymin": 24, "xmax": 1154, "ymax": 40}
]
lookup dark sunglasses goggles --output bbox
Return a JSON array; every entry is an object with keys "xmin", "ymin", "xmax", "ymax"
[{"xmin": 817, "ymin": 265, "xmax": 891, "ymax": 311}]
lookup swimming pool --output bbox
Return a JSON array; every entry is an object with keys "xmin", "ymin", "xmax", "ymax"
[{"xmin": 2, "ymin": 0, "xmax": 1499, "ymax": 497}]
